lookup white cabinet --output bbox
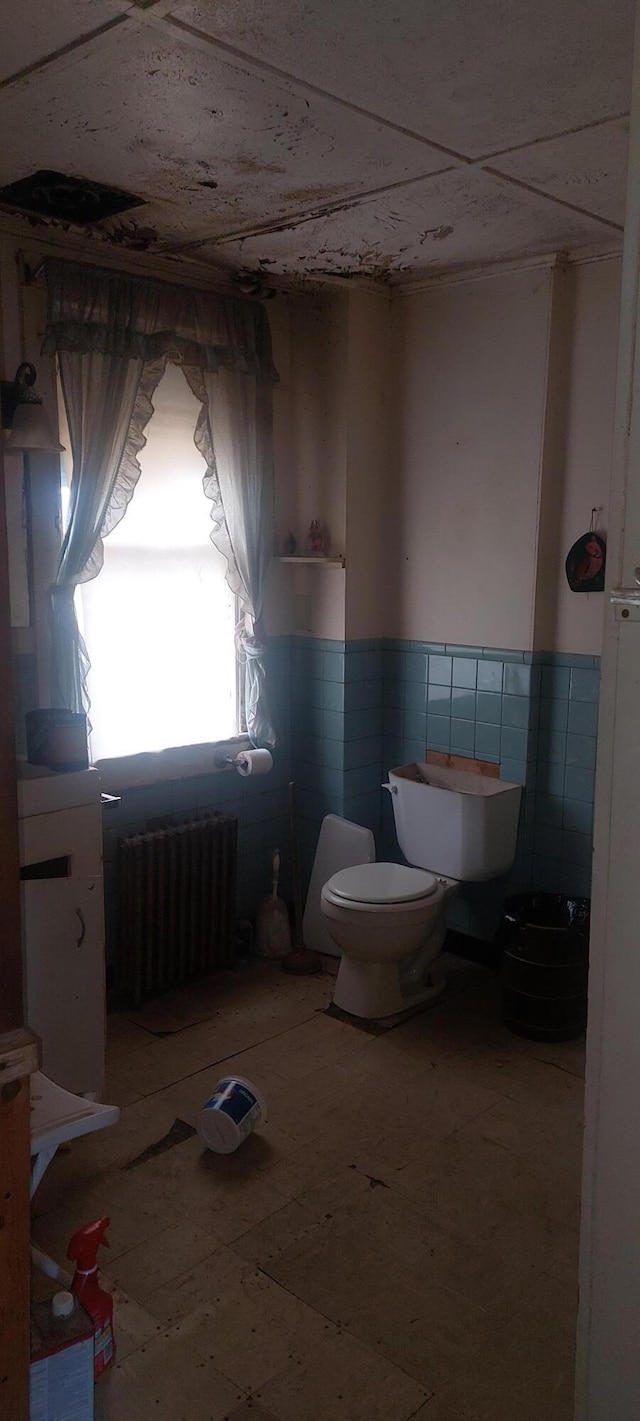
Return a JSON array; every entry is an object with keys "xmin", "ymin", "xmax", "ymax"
[
  {"xmin": 23, "ymin": 877, "xmax": 105, "ymax": 1096},
  {"xmin": 18, "ymin": 768, "xmax": 106, "ymax": 1097}
]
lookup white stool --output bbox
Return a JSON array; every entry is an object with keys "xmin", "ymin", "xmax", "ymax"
[{"xmin": 30, "ymin": 1073, "xmax": 120, "ymax": 1285}]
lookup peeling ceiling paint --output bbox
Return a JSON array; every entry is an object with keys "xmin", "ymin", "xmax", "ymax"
[
  {"xmin": 176, "ymin": 0, "xmax": 634, "ymax": 155},
  {"xmin": 0, "ymin": 0, "xmax": 631, "ymax": 282},
  {"xmin": 202, "ymin": 168, "xmax": 618, "ymax": 280}
]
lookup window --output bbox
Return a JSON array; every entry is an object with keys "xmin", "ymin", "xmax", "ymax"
[{"xmin": 61, "ymin": 363, "xmax": 238, "ymax": 761}]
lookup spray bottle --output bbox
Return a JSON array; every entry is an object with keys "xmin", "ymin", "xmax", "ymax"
[{"xmin": 67, "ymin": 1216, "xmax": 115, "ymax": 1379}]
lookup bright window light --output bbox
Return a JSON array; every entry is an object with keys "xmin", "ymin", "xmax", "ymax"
[{"xmin": 63, "ymin": 364, "xmax": 237, "ymax": 761}]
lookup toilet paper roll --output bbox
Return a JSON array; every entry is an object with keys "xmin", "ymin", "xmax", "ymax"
[{"xmin": 236, "ymin": 748, "xmax": 273, "ymax": 777}]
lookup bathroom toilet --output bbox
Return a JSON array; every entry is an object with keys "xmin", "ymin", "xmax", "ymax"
[
  {"xmin": 319, "ymin": 761, "xmax": 522, "ymax": 1022},
  {"xmin": 321, "ymin": 861, "xmax": 454, "ymax": 1018}
]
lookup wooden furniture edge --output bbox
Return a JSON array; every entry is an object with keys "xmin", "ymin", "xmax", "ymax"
[{"xmin": 0, "ymin": 1029, "xmax": 40, "ymax": 1087}]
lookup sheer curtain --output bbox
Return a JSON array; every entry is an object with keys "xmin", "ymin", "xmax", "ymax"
[
  {"xmin": 44, "ymin": 258, "xmax": 278, "ymax": 746},
  {"xmin": 186, "ymin": 364, "xmax": 275, "ymax": 748},
  {"xmin": 50, "ymin": 347, "xmax": 152, "ymax": 710}
]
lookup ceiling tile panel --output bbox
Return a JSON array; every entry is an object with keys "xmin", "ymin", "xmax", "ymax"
[
  {"xmin": 0, "ymin": 0, "xmax": 124, "ymax": 85},
  {"xmin": 201, "ymin": 168, "xmax": 621, "ymax": 280},
  {"xmin": 490, "ymin": 118, "xmax": 629, "ymax": 228},
  {"xmin": 0, "ymin": 22, "xmax": 451, "ymax": 246},
  {"xmin": 171, "ymin": 0, "xmax": 634, "ymax": 157}
]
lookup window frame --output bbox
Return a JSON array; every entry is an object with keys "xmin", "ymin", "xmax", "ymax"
[{"xmin": 57, "ymin": 364, "xmax": 244, "ymax": 767}]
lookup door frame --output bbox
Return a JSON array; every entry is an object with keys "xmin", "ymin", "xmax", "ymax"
[
  {"xmin": 0, "ymin": 437, "xmax": 37, "ymax": 1414},
  {"xmin": 576, "ymin": 6, "xmax": 640, "ymax": 1414}
]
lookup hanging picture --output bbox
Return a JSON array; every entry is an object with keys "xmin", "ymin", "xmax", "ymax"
[{"xmin": 565, "ymin": 526, "xmax": 606, "ymax": 593}]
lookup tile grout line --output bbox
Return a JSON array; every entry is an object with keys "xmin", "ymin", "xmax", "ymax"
[
  {"xmin": 245, "ymin": 1258, "xmax": 436, "ymax": 1409},
  {"xmin": 109, "ymin": 1005, "xmax": 326, "ymax": 1104},
  {"xmin": 523, "ymin": 1049, "xmax": 585, "ymax": 1080}
]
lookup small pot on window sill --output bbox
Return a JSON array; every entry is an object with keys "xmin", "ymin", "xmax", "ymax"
[{"xmin": 25, "ymin": 709, "xmax": 89, "ymax": 773}]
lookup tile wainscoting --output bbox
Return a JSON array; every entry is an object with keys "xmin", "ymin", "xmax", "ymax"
[
  {"xmin": 291, "ymin": 637, "xmax": 384, "ymax": 875},
  {"xmin": 97, "ymin": 632, "xmax": 598, "ymax": 968},
  {"xmin": 101, "ymin": 638, "xmax": 294, "ymax": 969},
  {"xmin": 289, "ymin": 635, "xmax": 599, "ymax": 943}
]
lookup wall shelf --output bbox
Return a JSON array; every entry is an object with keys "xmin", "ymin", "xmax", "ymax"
[{"xmin": 276, "ymin": 556, "xmax": 345, "ymax": 568}]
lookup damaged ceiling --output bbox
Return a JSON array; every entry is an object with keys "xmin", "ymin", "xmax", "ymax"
[{"xmin": 0, "ymin": 0, "xmax": 633, "ymax": 282}]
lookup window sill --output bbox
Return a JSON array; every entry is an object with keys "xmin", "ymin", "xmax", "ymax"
[{"xmin": 95, "ymin": 736, "xmax": 251, "ymax": 797}]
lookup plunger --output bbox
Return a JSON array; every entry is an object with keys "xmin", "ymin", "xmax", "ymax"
[{"xmin": 282, "ymin": 781, "xmax": 322, "ymax": 975}]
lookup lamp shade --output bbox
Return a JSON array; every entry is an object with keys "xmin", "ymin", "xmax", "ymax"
[{"xmin": 4, "ymin": 399, "xmax": 64, "ymax": 453}]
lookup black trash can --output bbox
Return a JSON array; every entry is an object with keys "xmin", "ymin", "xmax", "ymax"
[{"xmin": 498, "ymin": 892, "xmax": 590, "ymax": 1042}]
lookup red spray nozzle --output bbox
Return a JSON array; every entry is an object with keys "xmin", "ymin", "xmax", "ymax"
[{"xmin": 67, "ymin": 1217, "xmax": 111, "ymax": 1270}]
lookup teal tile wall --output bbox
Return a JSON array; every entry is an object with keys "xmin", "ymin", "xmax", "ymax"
[
  {"xmin": 532, "ymin": 653, "xmax": 599, "ymax": 899},
  {"xmin": 101, "ymin": 631, "xmax": 599, "ymax": 970},
  {"xmin": 291, "ymin": 636, "xmax": 383, "ymax": 889},
  {"xmin": 379, "ymin": 639, "xmax": 599, "ymax": 936},
  {"xmin": 102, "ymin": 750, "xmax": 293, "ymax": 969},
  {"xmin": 102, "ymin": 635, "xmax": 293, "ymax": 968}
]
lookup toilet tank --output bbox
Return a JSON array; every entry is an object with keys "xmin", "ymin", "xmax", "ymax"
[{"xmin": 387, "ymin": 762, "xmax": 522, "ymax": 882}]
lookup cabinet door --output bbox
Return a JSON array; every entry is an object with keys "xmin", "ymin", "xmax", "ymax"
[
  {"xmin": 23, "ymin": 876, "xmax": 105, "ymax": 1097},
  {"xmin": 19, "ymin": 805, "xmax": 103, "ymax": 878}
]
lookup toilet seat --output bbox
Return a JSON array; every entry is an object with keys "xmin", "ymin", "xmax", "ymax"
[
  {"xmin": 325, "ymin": 861, "xmax": 438, "ymax": 909},
  {"xmin": 321, "ymin": 857, "xmax": 449, "ymax": 1018}
]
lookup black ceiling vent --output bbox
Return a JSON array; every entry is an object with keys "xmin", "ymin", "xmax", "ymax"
[{"xmin": 0, "ymin": 170, "xmax": 144, "ymax": 225}]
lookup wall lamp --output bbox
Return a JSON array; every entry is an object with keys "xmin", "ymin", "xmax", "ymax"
[{"xmin": 1, "ymin": 362, "xmax": 63, "ymax": 453}]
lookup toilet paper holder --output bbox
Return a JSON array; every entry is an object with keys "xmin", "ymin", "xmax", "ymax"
[
  {"xmin": 214, "ymin": 747, "xmax": 273, "ymax": 777},
  {"xmin": 214, "ymin": 748, "xmax": 244, "ymax": 769}
]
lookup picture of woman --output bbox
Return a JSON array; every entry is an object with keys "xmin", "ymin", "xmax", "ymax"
[{"xmin": 565, "ymin": 530, "xmax": 606, "ymax": 593}]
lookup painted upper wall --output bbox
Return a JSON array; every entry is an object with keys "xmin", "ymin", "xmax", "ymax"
[
  {"xmin": 266, "ymin": 289, "xmax": 348, "ymax": 641},
  {"xmin": 269, "ymin": 284, "xmax": 394, "ymax": 643},
  {"xmin": 537, "ymin": 258, "xmax": 620, "ymax": 655},
  {"xmin": 389, "ymin": 265, "xmax": 553, "ymax": 650},
  {"xmin": 388, "ymin": 257, "xmax": 620, "ymax": 654},
  {"xmin": 345, "ymin": 286, "xmax": 393, "ymax": 641}
]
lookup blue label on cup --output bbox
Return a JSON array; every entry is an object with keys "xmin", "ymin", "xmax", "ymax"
[{"xmin": 204, "ymin": 1079, "xmax": 259, "ymax": 1127}]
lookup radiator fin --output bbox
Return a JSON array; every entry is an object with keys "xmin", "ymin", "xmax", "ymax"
[{"xmin": 119, "ymin": 813, "xmax": 238, "ymax": 1005}]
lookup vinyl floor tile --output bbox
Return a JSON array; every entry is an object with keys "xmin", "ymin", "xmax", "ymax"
[
  {"xmin": 223, "ymin": 1403, "xmax": 281, "ymax": 1421},
  {"xmin": 94, "ymin": 1331, "xmax": 245, "ymax": 1421},
  {"xmin": 99, "ymin": 1282, "xmax": 165, "ymax": 1361},
  {"xmin": 108, "ymin": 1220, "xmax": 220, "ymax": 1303},
  {"xmin": 140, "ymin": 1244, "xmax": 253, "ymax": 1327},
  {"xmin": 168, "ymin": 1266, "xmax": 334, "ymax": 1392},
  {"xmin": 39, "ymin": 960, "xmax": 580, "ymax": 1421},
  {"xmin": 409, "ymin": 1308, "xmax": 575, "ymax": 1421},
  {"xmin": 32, "ymin": 1159, "xmax": 188, "ymax": 1263},
  {"xmin": 393, "ymin": 1128, "xmax": 580, "ymax": 1247},
  {"xmin": 257, "ymin": 1327, "xmax": 429, "ymax": 1421}
]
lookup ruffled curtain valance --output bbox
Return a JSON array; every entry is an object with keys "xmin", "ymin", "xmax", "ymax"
[
  {"xmin": 46, "ymin": 257, "xmax": 278, "ymax": 748},
  {"xmin": 43, "ymin": 257, "xmax": 279, "ymax": 379}
]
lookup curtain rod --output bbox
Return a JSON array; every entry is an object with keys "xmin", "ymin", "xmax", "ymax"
[
  {"xmin": 10, "ymin": 234, "xmax": 241, "ymax": 297},
  {"xmin": 15, "ymin": 247, "xmax": 277, "ymax": 301},
  {"xmin": 16, "ymin": 247, "xmax": 232, "ymax": 295}
]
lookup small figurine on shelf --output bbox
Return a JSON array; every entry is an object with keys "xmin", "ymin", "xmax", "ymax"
[
  {"xmin": 306, "ymin": 520, "xmax": 330, "ymax": 557},
  {"xmin": 281, "ymin": 530, "xmax": 297, "ymax": 556}
]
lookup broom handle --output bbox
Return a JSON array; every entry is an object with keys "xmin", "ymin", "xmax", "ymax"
[{"xmin": 289, "ymin": 781, "xmax": 304, "ymax": 949}]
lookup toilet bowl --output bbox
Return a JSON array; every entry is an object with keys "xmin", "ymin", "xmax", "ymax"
[
  {"xmin": 318, "ymin": 760, "xmax": 522, "ymax": 1022},
  {"xmin": 321, "ymin": 861, "xmax": 454, "ymax": 1019}
]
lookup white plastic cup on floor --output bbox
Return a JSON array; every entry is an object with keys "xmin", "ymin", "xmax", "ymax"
[{"xmin": 196, "ymin": 1076, "xmax": 267, "ymax": 1154}]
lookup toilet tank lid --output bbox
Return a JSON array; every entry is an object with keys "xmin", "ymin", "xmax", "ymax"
[{"xmin": 326, "ymin": 862, "xmax": 438, "ymax": 904}]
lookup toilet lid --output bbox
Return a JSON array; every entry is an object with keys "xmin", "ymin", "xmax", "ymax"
[{"xmin": 326, "ymin": 862, "xmax": 438, "ymax": 904}]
